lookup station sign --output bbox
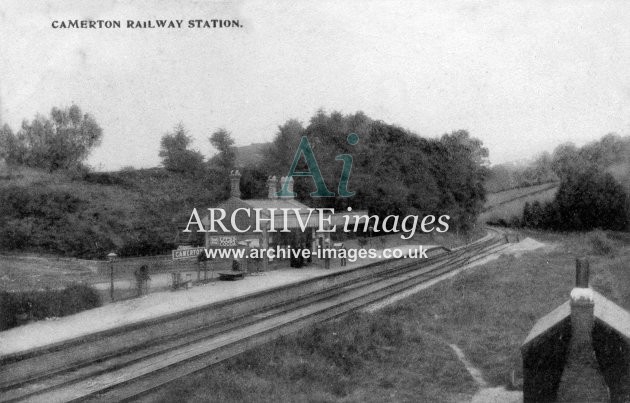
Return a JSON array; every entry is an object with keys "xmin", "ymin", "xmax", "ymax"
[{"xmin": 172, "ymin": 247, "xmax": 206, "ymax": 260}]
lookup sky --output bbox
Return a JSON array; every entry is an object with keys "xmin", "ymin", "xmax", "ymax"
[{"xmin": 1, "ymin": 0, "xmax": 629, "ymax": 170}]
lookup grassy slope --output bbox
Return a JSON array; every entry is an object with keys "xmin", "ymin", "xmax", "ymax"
[
  {"xmin": 483, "ymin": 182, "xmax": 558, "ymax": 210},
  {"xmin": 142, "ymin": 230, "xmax": 630, "ymax": 402},
  {"xmin": 0, "ymin": 166, "xmax": 223, "ymax": 258},
  {"xmin": 233, "ymin": 143, "xmax": 269, "ymax": 168},
  {"xmin": 479, "ymin": 187, "xmax": 558, "ymax": 224}
]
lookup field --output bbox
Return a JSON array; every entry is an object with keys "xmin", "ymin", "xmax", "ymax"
[
  {"xmin": 483, "ymin": 182, "xmax": 558, "ymax": 210},
  {"xmin": 479, "ymin": 184, "xmax": 558, "ymax": 225},
  {"xmin": 141, "ymin": 230, "xmax": 630, "ymax": 402}
]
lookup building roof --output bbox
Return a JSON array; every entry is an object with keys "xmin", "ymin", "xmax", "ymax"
[
  {"xmin": 522, "ymin": 290, "xmax": 630, "ymax": 350},
  {"xmin": 203, "ymin": 196, "xmax": 368, "ymax": 232},
  {"xmin": 241, "ymin": 198, "xmax": 311, "ymax": 215}
]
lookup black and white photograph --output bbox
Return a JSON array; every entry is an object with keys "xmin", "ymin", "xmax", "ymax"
[{"xmin": 1, "ymin": 1, "xmax": 630, "ymax": 402}]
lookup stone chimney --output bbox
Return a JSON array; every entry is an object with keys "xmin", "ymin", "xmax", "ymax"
[
  {"xmin": 557, "ymin": 258, "xmax": 609, "ymax": 402},
  {"xmin": 230, "ymin": 170, "xmax": 241, "ymax": 198},
  {"xmin": 278, "ymin": 176, "xmax": 294, "ymax": 198},
  {"xmin": 267, "ymin": 176, "xmax": 278, "ymax": 199}
]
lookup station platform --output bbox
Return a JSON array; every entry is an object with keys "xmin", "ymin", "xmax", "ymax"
[{"xmin": 0, "ymin": 244, "xmax": 436, "ymax": 357}]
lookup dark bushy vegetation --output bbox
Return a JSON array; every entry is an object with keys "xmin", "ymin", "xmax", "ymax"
[
  {"xmin": 0, "ymin": 284, "xmax": 101, "ymax": 331},
  {"xmin": 158, "ymin": 123, "xmax": 205, "ymax": 175},
  {"xmin": 262, "ymin": 111, "xmax": 489, "ymax": 231},
  {"xmin": 0, "ymin": 186, "xmax": 116, "ymax": 257},
  {"xmin": 589, "ymin": 230, "xmax": 615, "ymax": 256},
  {"xmin": 117, "ymin": 231, "xmax": 176, "ymax": 257},
  {"xmin": 0, "ymin": 108, "xmax": 489, "ymax": 258},
  {"xmin": 0, "ymin": 167, "xmax": 222, "ymax": 258},
  {"xmin": 519, "ymin": 168, "xmax": 629, "ymax": 231},
  {"xmin": 490, "ymin": 134, "xmax": 630, "ymax": 232},
  {"xmin": 0, "ymin": 105, "xmax": 102, "ymax": 172}
]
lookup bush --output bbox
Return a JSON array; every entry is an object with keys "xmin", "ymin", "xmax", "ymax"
[
  {"xmin": 0, "ymin": 291, "xmax": 19, "ymax": 330},
  {"xmin": 554, "ymin": 169, "xmax": 629, "ymax": 231},
  {"xmin": 83, "ymin": 171, "xmax": 129, "ymax": 186},
  {"xmin": 589, "ymin": 230, "xmax": 615, "ymax": 256},
  {"xmin": 118, "ymin": 232, "xmax": 175, "ymax": 257},
  {"xmin": 521, "ymin": 168, "xmax": 629, "ymax": 232},
  {"xmin": 0, "ymin": 284, "xmax": 101, "ymax": 331}
]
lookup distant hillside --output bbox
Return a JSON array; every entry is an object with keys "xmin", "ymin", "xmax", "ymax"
[
  {"xmin": 0, "ymin": 166, "xmax": 226, "ymax": 259},
  {"xmin": 234, "ymin": 142, "xmax": 269, "ymax": 168},
  {"xmin": 207, "ymin": 142, "xmax": 269, "ymax": 169}
]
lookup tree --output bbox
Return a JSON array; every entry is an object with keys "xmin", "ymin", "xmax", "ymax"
[
  {"xmin": 2, "ymin": 105, "xmax": 102, "ymax": 171},
  {"xmin": 260, "ymin": 110, "xmax": 489, "ymax": 231},
  {"xmin": 239, "ymin": 167, "xmax": 268, "ymax": 199},
  {"xmin": 551, "ymin": 142, "xmax": 583, "ymax": 179},
  {"xmin": 158, "ymin": 123, "xmax": 205, "ymax": 174},
  {"xmin": 209, "ymin": 128, "xmax": 236, "ymax": 171},
  {"xmin": 554, "ymin": 168, "xmax": 629, "ymax": 231},
  {"xmin": 436, "ymin": 130, "xmax": 489, "ymax": 230},
  {"xmin": 261, "ymin": 119, "xmax": 305, "ymax": 175}
]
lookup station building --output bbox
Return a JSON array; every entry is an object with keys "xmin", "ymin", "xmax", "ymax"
[{"xmin": 203, "ymin": 171, "xmax": 363, "ymax": 271}]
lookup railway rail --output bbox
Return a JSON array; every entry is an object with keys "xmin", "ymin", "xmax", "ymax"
[{"xmin": 0, "ymin": 227, "xmax": 508, "ymax": 402}]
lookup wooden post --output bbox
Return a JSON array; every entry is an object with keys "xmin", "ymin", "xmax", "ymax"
[
  {"xmin": 107, "ymin": 252, "xmax": 117, "ymax": 302},
  {"xmin": 110, "ymin": 263, "xmax": 114, "ymax": 302}
]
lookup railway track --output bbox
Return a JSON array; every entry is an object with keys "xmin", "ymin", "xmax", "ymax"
[{"xmin": 1, "ymin": 228, "xmax": 508, "ymax": 402}]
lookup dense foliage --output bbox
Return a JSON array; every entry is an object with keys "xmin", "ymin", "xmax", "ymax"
[
  {"xmin": 0, "ymin": 105, "xmax": 102, "ymax": 172},
  {"xmin": 486, "ymin": 133, "xmax": 630, "ymax": 232},
  {"xmin": 261, "ymin": 111, "xmax": 489, "ymax": 231},
  {"xmin": 0, "ymin": 167, "xmax": 223, "ymax": 258},
  {"xmin": 0, "ymin": 108, "xmax": 489, "ymax": 257},
  {"xmin": 521, "ymin": 169, "xmax": 629, "ymax": 231},
  {"xmin": 158, "ymin": 123, "xmax": 205, "ymax": 175},
  {"xmin": 487, "ymin": 133, "xmax": 630, "ymax": 194},
  {"xmin": 208, "ymin": 128, "xmax": 236, "ymax": 171},
  {"xmin": 0, "ymin": 284, "xmax": 101, "ymax": 331}
]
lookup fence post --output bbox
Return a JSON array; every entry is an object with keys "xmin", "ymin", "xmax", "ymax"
[{"xmin": 107, "ymin": 252, "xmax": 118, "ymax": 302}]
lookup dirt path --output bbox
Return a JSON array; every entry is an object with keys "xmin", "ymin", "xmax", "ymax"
[{"xmin": 448, "ymin": 343, "xmax": 522, "ymax": 403}]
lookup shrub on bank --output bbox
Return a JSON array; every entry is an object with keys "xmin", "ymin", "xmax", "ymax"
[
  {"xmin": 589, "ymin": 230, "xmax": 615, "ymax": 256},
  {"xmin": 0, "ymin": 284, "xmax": 101, "ymax": 331}
]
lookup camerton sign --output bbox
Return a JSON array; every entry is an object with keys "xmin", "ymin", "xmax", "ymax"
[{"xmin": 172, "ymin": 247, "xmax": 205, "ymax": 260}]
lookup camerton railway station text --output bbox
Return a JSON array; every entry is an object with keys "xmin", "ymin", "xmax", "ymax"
[{"xmin": 51, "ymin": 19, "xmax": 243, "ymax": 29}]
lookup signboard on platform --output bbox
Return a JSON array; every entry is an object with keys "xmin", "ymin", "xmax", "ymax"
[
  {"xmin": 208, "ymin": 236, "xmax": 237, "ymax": 247},
  {"xmin": 172, "ymin": 247, "xmax": 205, "ymax": 260}
]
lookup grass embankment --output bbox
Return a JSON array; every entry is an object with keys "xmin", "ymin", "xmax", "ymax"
[
  {"xmin": 479, "ymin": 185, "xmax": 558, "ymax": 225},
  {"xmin": 483, "ymin": 182, "xmax": 558, "ymax": 210},
  {"xmin": 0, "ymin": 166, "xmax": 221, "ymax": 258},
  {"xmin": 141, "ymin": 230, "xmax": 630, "ymax": 402},
  {"xmin": 142, "ymin": 311, "xmax": 475, "ymax": 402},
  {"xmin": 0, "ymin": 284, "xmax": 101, "ymax": 331}
]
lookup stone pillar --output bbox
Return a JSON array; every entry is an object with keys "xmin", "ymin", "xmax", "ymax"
[
  {"xmin": 267, "ymin": 176, "xmax": 278, "ymax": 199},
  {"xmin": 229, "ymin": 170, "xmax": 241, "ymax": 198}
]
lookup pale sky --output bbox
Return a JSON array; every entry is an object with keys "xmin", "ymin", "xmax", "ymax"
[{"xmin": 1, "ymin": 0, "xmax": 629, "ymax": 170}]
